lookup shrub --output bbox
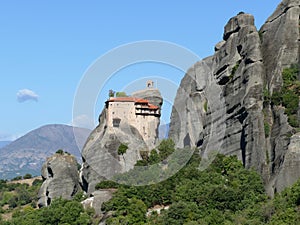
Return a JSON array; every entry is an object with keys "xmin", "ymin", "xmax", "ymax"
[
  {"xmin": 271, "ymin": 65, "xmax": 299, "ymax": 128},
  {"xmin": 118, "ymin": 143, "xmax": 128, "ymax": 155},
  {"xmin": 231, "ymin": 63, "xmax": 240, "ymax": 77},
  {"xmin": 116, "ymin": 92, "xmax": 127, "ymax": 97},
  {"xmin": 288, "ymin": 114, "xmax": 299, "ymax": 128},
  {"xmin": 264, "ymin": 122, "xmax": 270, "ymax": 138},
  {"xmin": 95, "ymin": 180, "xmax": 119, "ymax": 190},
  {"xmin": 282, "ymin": 65, "xmax": 299, "ymax": 86},
  {"xmin": 56, "ymin": 149, "xmax": 64, "ymax": 155},
  {"xmin": 158, "ymin": 139, "xmax": 175, "ymax": 160},
  {"xmin": 11, "ymin": 176, "xmax": 22, "ymax": 181},
  {"xmin": 23, "ymin": 173, "xmax": 32, "ymax": 179}
]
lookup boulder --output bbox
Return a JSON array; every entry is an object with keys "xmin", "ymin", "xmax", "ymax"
[{"xmin": 37, "ymin": 153, "xmax": 81, "ymax": 207}]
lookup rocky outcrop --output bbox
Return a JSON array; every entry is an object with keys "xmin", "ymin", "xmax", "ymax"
[
  {"xmin": 260, "ymin": 0, "xmax": 300, "ymax": 92},
  {"xmin": 170, "ymin": 12, "xmax": 265, "ymax": 170},
  {"xmin": 132, "ymin": 88, "xmax": 163, "ymax": 110},
  {"xmin": 169, "ymin": 0, "xmax": 300, "ymax": 195},
  {"xmin": 260, "ymin": 0, "xmax": 300, "ymax": 195},
  {"xmin": 274, "ymin": 133, "xmax": 300, "ymax": 192},
  {"xmin": 81, "ymin": 189, "xmax": 115, "ymax": 216},
  {"xmin": 38, "ymin": 153, "xmax": 81, "ymax": 207},
  {"xmin": 81, "ymin": 89, "xmax": 163, "ymax": 194}
]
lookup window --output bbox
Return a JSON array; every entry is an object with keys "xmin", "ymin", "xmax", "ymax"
[{"xmin": 113, "ymin": 118, "xmax": 121, "ymax": 127}]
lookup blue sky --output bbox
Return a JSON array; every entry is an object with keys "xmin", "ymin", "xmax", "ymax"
[{"xmin": 0, "ymin": 0, "xmax": 282, "ymax": 140}]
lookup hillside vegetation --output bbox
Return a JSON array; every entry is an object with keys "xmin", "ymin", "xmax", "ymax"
[{"xmin": 1, "ymin": 144, "xmax": 300, "ymax": 224}]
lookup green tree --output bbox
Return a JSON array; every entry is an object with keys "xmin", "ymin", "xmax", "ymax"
[
  {"xmin": 157, "ymin": 139, "xmax": 175, "ymax": 160},
  {"xmin": 116, "ymin": 92, "xmax": 127, "ymax": 97},
  {"xmin": 23, "ymin": 173, "xmax": 32, "ymax": 179},
  {"xmin": 149, "ymin": 149, "xmax": 160, "ymax": 165},
  {"xmin": 56, "ymin": 149, "xmax": 64, "ymax": 155},
  {"xmin": 118, "ymin": 143, "xmax": 128, "ymax": 155},
  {"xmin": 109, "ymin": 89, "xmax": 115, "ymax": 97}
]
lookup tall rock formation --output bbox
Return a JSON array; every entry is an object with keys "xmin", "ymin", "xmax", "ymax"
[
  {"xmin": 169, "ymin": 0, "xmax": 300, "ymax": 195},
  {"xmin": 38, "ymin": 152, "xmax": 81, "ymax": 207},
  {"xmin": 81, "ymin": 86, "xmax": 163, "ymax": 194}
]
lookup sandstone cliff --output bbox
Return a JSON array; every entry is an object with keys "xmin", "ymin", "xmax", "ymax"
[
  {"xmin": 169, "ymin": 0, "xmax": 300, "ymax": 195},
  {"xmin": 38, "ymin": 152, "xmax": 81, "ymax": 207},
  {"xmin": 81, "ymin": 88, "xmax": 163, "ymax": 194}
]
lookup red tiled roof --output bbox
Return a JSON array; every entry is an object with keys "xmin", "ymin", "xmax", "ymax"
[
  {"xmin": 107, "ymin": 97, "xmax": 159, "ymax": 110},
  {"xmin": 135, "ymin": 99, "xmax": 149, "ymax": 104},
  {"xmin": 148, "ymin": 104, "xmax": 159, "ymax": 110}
]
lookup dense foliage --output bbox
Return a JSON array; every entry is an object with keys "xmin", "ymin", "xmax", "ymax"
[
  {"xmin": 2, "ymin": 141, "xmax": 300, "ymax": 224},
  {"xmin": 271, "ymin": 65, "xmax": 300, "ymax": 127},
  {"xmin": 98, "ymin": 149, "xmax": 300, "ymax": 224},
  {"xmin": 0, "ymin": 178, "xmax": 42, "ymax": 210},
  {"xmin": 98, "ymin": 153, "xmax": 268, "ymax": 224},
  {"xmin": 1, "ymin": 198, "xmax": 94, "ymax": 225}
]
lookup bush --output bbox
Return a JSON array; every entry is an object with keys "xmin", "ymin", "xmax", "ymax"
[
  {"xmin": 11, "ymin": 176, "xmax": 22, "ymax": 181},
  {"xmin": 271, "ymin": 65, "xmax": 299, "ymax": 128},
  {"xmin": 158, "ymin": 139, "xmax": 175, "ymax": 160},
  {"xmin": 23, "ymin": 174, "xmax": 32, "ymax": 179},
  {"xmin": 56, "ymin": 149, "xmax": 64, "ymax": 155},
  {"xmin": 95, "ymin": 180, "xmax": 119, "ymax": 190},
  {"xmin": 32, "ymin": 179, "xmax": 43, "ymax": 186},
  {"xmin": 264, "ymin": 122, "xmax": 270, "ymax": 138},
  {"xmin": 116, "ymin": 92, "xmax": 127, "ymax": 97},
  {"xmin": 282, "ymin": 65, "xmax": 299, "ymax": 86},
  {"xmin": 288, "ymin": 114, "xmax": 299, "ymax": 128},
  {"xmin": 118, "ymin": 143, "xmax": 128, "ymax": 155}
]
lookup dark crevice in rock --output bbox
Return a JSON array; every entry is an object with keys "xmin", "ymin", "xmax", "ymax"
[
  {"xmin": 47, "ymin": 166, "xmax": 53, "ymax": 178},
  {"xmin": 266, "ymin": 5, "xmax": 295, "ymax": 24},
  {"xmin": 242, "ymin": 77, "xmax": 248, "ymax": 84},
  {"xmin": 218, "ymin": 76, "xmax": 230, "ymax": 85},
  {"xmin": 71, "ymin": 184, "xmax": 78, "ymax": 197},
  {"xmin": 47, "ymin": 196, "xmax": 51, "ymax": 206},
  {"xmin": 215, "ymin": 64, "xmax": 228, "ymax": 76},
  {"xmin": 245, "ymin": 58, "xmax": 256, "ymax": 64},
  {"xmin": 184, "ymin": 133, "xmax": 191, "ymax": 147},
  {"xmin": 237, "ymin": 45, "xmax": 243, "ymax": 54},
  {"xmin": 237, "ymin": 107, "xmax": 248, "ymax": 124},
  {"xmin": 240, "ymin": 128, "xmax": 247, "ymax": 166},
  {"xmin": 227, "ymin": 103, "xmax": 241, "ymax": 114},
  {"xmin": 196, "ymin": 139, "xmax": 203, "ymax": 147},
  {"xmin": 224, "ymin": 26, "xmax": 241, "ymax": 41},
  {"xmin": 81, "ymin": 167, "xmax": 90, "ymax": 194}
]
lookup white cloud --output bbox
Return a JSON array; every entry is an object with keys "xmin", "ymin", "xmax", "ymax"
[
  {"xmin": 72, "ymin": 114, "xmax": 95, "ymax": 130},
  {"xmin": 16, "ymin": 89, "xmax": 39, "ymax": 103}
]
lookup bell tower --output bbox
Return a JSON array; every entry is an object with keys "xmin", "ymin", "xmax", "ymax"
[{"xmin": 146, "ymin": 80, "xmax": 154, "ymax": 88}]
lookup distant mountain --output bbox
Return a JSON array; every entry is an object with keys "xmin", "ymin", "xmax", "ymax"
[
  {"xmin": 0, "ymin": 141, "xmax": 12, "ymax": 148},
  {"xmin": 0, "ymin": 124, "xmax": 91, "ymax": 180}
]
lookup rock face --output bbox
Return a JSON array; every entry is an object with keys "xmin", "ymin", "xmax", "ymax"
[
  {"xmin": 132, "ymin": 88, "xmax": 163, "ymax": 110},
  {"xmin": 81, "ymin": 88, "xmax": 163, "ymax": 194},
  {"xmin": 169, "ymin": 0, "xmax": 300, "ymax": 195},
  {"xmin": 81, "ymin": 189, "xmax": 115, "ymax": 216},
  {"xmin": 274, "ymin": 133, "xmax": 300, "ymax": 192},
  {"xmin": 38, "ymin": 153, "xmax": 81, "ymax": 207}
]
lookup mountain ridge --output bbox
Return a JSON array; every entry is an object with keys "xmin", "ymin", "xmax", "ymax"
[{"xmin": 0, "ymin": 124, "xmax": 91, "ymax": 180}]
